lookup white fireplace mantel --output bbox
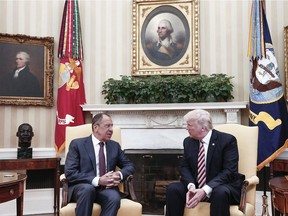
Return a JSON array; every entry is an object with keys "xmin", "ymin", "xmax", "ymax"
[
  {"xmin": 81, "ymin": 102, "xmax": 248, "ymax": 150},
  {"xmin": 82, "ymin": 102, "xmax": 248, "ymax": 127},
  {"xmin": 82, "ymin": 101, "xmax": 248, "ymax": 112}
]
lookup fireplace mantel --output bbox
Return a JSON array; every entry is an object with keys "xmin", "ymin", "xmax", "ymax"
[
  {"xmin": 82, "ymin": 102, "xmax": 248, "ymax": 127},
  {"xmin": 81, "ymin": 102, "xmax": 248, "ymax": 149},
  {"xmin": 82, "ymin": 102, "xmax": 248, "ymax": 112}
]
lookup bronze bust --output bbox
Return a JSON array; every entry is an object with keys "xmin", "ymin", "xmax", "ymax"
[{"xmin": 16, "ymin": 123, "xmax": 34, "ymax": 158}]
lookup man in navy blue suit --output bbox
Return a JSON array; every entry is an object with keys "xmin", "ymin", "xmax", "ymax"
[
  {"xmin": 166, "ymin": 109, "xmax": 244, "ymax": 216},
  {"xmin": 65, "ymin": 113, "xmax": 135, "ymax": 216}
]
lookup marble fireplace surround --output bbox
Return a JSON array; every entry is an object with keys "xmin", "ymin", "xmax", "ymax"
[{"xmin": 82, "ymin": 102, "xmax": 248, "ymax": 150}]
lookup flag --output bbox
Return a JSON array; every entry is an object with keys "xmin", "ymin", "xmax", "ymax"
[
  {"xmin": 55, "ymin": 0, "xmax": 86, "ymax": 156},
  {"xmin": 248, "ymin": 0, "xmax": 288, "ymax": 171}
]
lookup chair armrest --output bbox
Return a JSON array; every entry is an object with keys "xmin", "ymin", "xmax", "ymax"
[
  {"xmin": 244, "ymin": 175, "xmax": 259, "ymax": 185},
  {"xmin": 124, "ymin": 175, "xmax": 138, "ymax": 201},
  {"xmin": 60, "ymin": 174, "xmax": 139, "ymax": 207},
  {"xmin": 238, "ymin": 175, "xmax": 259, "ymax": 213},
  {"xmin": 60, "ymin": 173, "xmax": 66, "ymax": 181},
  {"xmin": 60, "ymin": 174, "xmax": 69, "ymax": 208}
]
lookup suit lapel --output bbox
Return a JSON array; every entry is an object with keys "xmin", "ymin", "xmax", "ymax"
[
  {"xmin": 206, "ymin": 130, "xmax": 217, "ymax": 171},
  {"xmin": 106, "ymin": 141, "xmax": 111, "ymax": 170},
  {"xmin": 189, "ymin": 138, "xmax": 199, "ymax": 170},
  {"xmin": 84, "ymin": 135, "xmax": 97, "ymax": 172}
]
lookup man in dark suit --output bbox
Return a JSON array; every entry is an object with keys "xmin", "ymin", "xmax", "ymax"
[
  {"xmin": 166, "ymin": 109, "xmax": 243, "ymax": 216},
  {"xmin": 65, "ymin": 113, "xmax": 135, "ymax": 216}
]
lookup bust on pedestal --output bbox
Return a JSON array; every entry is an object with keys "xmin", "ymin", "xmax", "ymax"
[{"xmin": 16, "ymin": 123, "xmax": 34, "ymax": 159}]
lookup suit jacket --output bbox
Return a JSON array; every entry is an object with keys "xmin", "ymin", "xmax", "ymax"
[
  {"xmin": 180, "ymin": 129, "xmax": 244, "ymax": 190},
  {"xmin": 65, "ymin": 135, "xmax": 135, "ymax": 201},
  {"xmin": 0, "ymin": 66, "xmax": 42, "ymax": 97}
]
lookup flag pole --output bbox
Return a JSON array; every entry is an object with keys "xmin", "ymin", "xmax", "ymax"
[
  {"xmin": 261, "ymin": 167, "xmax": 269, "ymax": 216},
  {"xmin": 263, "ymin": 166, "xmax": 267, "ymax": 196}
]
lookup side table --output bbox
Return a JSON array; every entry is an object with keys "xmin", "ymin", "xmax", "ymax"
[
  {"xmin": 270, "ymin": 159, "xmax": 288, "ymax": 179},
  {"xmin": 0, "ymin": 157, "xmax": 61, "ymax": 215},
  {"xmin": 269, "ymin": 176, "xmax": 288, "ymax": 216},
  {"xmin": 0, "ymin": 172, "xmax": 27, "ymax": 216}
]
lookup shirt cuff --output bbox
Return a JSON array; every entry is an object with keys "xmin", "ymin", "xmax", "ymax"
[
  {"xmin": 92, "ymin": 176, "xmax": 100, "ymax": 187},
  {"xmin": 187, "ymin": 183, "xmax": 195, "ymax": 191},
  {"xmin": 202, "ymin": 185, "xmax": 212, "ymax": 197},
  {"xmin": 118, "ymin": 171, "xmax": 123, "ymax": 181}
]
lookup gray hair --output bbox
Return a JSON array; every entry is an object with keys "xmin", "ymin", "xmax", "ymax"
[
  {"xmin": 158, "ymin": 19, "xmax": 174, "ymax": 33},
  {"xmin": 183, "ymin": 109, "xmax": 213, "ymax": 130},
  {"xmin": 92, "ymin": 112, "xmax": 111, "ymax": 128},
  {"xmin": 17, "ymin": 51, "xmax": 30, "ymax": 63}
]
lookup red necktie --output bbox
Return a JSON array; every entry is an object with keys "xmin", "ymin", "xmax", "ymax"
[
  {"xmin": 99, "ymin": 142, "xmax": 106, "ymax": 176},
  {"xmin": 197, "ymin": 140, "xmax": 206, "ymax": 188}
]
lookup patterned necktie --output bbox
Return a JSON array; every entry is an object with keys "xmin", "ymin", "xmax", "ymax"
[
  {"xmin": 99, "ymin": 142, "xmax": 106, "ymax": 176},
  {"xmin": 197, "ymin": 140, "xmax": 206, "ymax": 188}
]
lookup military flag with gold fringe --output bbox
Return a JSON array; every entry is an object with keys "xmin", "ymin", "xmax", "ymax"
[
  {"xmin": 248, "ymin": 0, "xmax": 288, "ymax": 171},
  {"xmin": 55, "ymin": 0, "xmax": 86, "ymax": 156}
]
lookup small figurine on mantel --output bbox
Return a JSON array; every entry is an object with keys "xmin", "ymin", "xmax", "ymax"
[{"xmin": 17, "ymin": 123, "xmax": 34, "ymax": 159}]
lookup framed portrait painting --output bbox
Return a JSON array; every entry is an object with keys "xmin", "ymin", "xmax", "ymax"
[
  {"xmin": 0, "ymin": 33, "xmax": 54, "ymax": 106},
  {"xmin": 132, "ymin": 0, "xmax": 200, "ymax": 76}
]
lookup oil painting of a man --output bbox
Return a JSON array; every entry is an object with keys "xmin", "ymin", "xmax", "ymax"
[
  {"xmin": 142, "ymin": 9, "xmax": 189, "ymax": 67},
  {"xmin": 0, "ymin": 51, "xmax": 42, "ymax": 97}
]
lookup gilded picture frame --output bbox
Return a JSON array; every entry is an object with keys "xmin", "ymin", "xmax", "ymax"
[
  {"xmin": 0, "ymin": 33, "xmax": 54, "ymax": 106},
  {"xmin": 132, "ymin": 0, "xmax": 200, "ymax": 76},
  {"xmin": 284, "ymin": 26, "xmax": 288, "ymax": 102}
]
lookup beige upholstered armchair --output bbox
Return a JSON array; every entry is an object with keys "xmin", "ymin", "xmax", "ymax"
[
  {"xmin": 182, "ymin": 124, "xmax": 259, "ymax": 216},
  {"xmin": 60, "ymin": 124, "xmax": 142, "ymax": 216},
  {"xmin": 164, "ymin": 124, "xmax": 259, "ymax": 216}
]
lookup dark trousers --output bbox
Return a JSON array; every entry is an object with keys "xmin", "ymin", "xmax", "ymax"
[
  {"xmin": 71, "ymin": 183, "xmax": 121, "ymax": 216},
  {"xmin": 165, "ymin": 182, "xmax": 241, "ymax": 216}
]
